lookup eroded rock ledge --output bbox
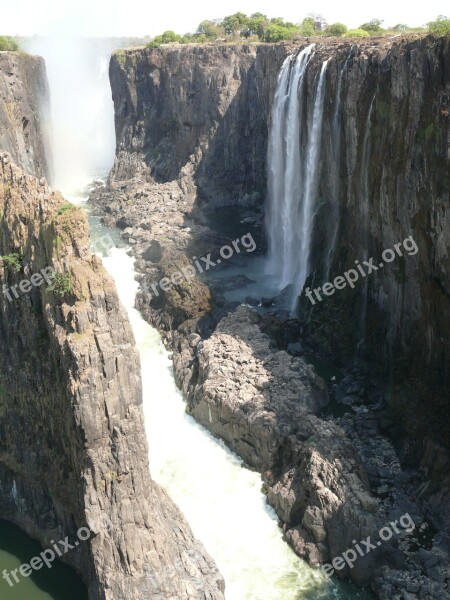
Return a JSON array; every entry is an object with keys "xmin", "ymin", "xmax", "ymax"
[{"xmin": 0, "ymin": 153, "xmax": 224, "ymax": 600}]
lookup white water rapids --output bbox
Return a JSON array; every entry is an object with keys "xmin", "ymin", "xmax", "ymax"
[{"xmin": 99, "ymin": 242, "xmax": 337, "ymax": 600}]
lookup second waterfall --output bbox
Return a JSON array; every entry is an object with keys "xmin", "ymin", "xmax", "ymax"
[{"xmin": 266, "ymin": 45, "xmax": 329, "ymax": 312}]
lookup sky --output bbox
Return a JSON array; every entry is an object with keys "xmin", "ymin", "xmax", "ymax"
[{"xmin": 0, "ymin": 0, "xmax": 448, "ymax": 37}]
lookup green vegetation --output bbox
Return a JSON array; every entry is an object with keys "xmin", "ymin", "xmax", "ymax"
[
  {"xmin": 46, "ymin": 271, "xmax": 73, "ymax": 298},
  {"xmin": 325, "ymin": 23, "xmax": 348, "ymax": 36},
  {"xmin": 0, "ymin": 36, "xmax": 19, "ymax": 51},
  {"xmin": 147, "ymin": 12, "xmax": 320, "ymax": 47},
  {"xmin": 346, "ymin": 29, "xmax": 371, "ymax": 37},
  {"xmin": 57, "ymin": 202, "xmax": 77, "ymax": 216},
  {"xmin": 427, "ymin": 15, "xmax": 450, "ymax": 35},
  {"xmin": 359, "ymin": 19, "xmax": 384, "ymax": 33},
  {"xmin": 146, "ymin": 13, "xmax": 448, "ymax": 47},
  {"xmin": 1, "ymin": 252, "xmax": 22, "ymax": 272}
]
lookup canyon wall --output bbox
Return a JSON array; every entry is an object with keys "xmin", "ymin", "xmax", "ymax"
[
  {"xmin": 0, "ymin": 52, "xmax": 224, "ymax": 599},
  {"xmin": 109, "ymin": 43, "xmax": 288, "ymax": 205},
  {"xmin": 108, "ymin": 36, "xmax": 449, "ymax": 465},
  {"xmin": 0, "ymin": 154, "xmax": 224, "ymax": 599},
  {"xmin": 0, "ymin": 52, "xmax": 52, "ymax": 180}
]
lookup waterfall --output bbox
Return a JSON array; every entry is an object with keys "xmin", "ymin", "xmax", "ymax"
[
  {"xmin": 266, "ymin": 45, "xmax": 315, "ymax": 289},
  {"xmin": 356, "ymin": 94, "xmax": 376, "ymax": 354},
  {"xmin": 24, "ymin": 37, "xmax": 117, "ymax": 192},
  {"xmin": 266, "ymin": 49, "xmax": 329, "ymax": 312},
  {"xmin": 323, "ymin": 48, "xmax": 353, "ymax": 282}
]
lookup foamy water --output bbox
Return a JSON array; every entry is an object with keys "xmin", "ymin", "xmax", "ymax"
[{"xmin": 99, "ymin": 243, "xmax": 364, "ymax": 600}]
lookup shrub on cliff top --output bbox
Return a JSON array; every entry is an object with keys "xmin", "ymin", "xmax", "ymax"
[
  {"xmin": 346, "ymin": 28, "xmax": 370, "ymax": 37},
  {"xmin": 325, "ymin": 23, "xmax": 348, "ymax": 36},
  {"xmin": 262, "ymin": 23, "xmax": 296, "ymax": 42},
  {"xmin": 0, "ymin": 36, "xmax": 19, "ymax": 51},
  {"xmin": 148, "ymin": 30, "xmax": 181, "ymax": 48},
  {"xmin": 428, "ymin": 16, "xmax": 450, "ymax": 35},
  {"xmin": 359, "ymin": 19, "xmax": 384, "ymax": 33}
]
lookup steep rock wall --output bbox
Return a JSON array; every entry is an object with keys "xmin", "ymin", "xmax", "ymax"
[
  {"xmin": 0, "ymin": 153, "xmax": 224, "ymax": 599},
  {"xmin": 109, "ymin": 43, "xmax": 288, "ymax": 205},
  {"xmin": 300, "ymin": 36, "xmax": 450, "ymax": 470},
  {"xmin": 107, "ymin": 36, "xmax": 449, "ymax": 467},
  {"xmin": 0, "ymin": 52, "xmax": 52, "ymax": 180}
]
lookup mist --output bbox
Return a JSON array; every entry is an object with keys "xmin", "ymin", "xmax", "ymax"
[{"xmin": 24, "ymin": 36, "xmax": 118, "ymax": 194}]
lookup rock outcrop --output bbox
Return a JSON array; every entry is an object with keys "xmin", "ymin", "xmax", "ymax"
[
  {"xmin": 0, "ymin": 153, "xmax": 224, "ymax": 599},
  {"xmin": 0, "ymin": 52, "xmax": 52, "ymax": 179},
  {"xmin": 173, "ymin": 307, "xmax": 450, "ymax": 599}
]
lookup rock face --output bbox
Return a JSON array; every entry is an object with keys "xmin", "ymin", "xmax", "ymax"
[
  {"xmin": 94, "ymin": 36, "xmax": 450, "ymax": 599},
  {"xmin": 0, "ymin": 52, "xmax": 52, "ymax": 179},
  {"xmin": 172, "ymin": 306, "xmax": 450, "ymax": 599},
  {"xmin": 109, "ymin": 43, "xmax": 288, "ymax": 205},
  {"xmin": 0, "ymin": 153, "xmax": 224, "ymax": 600},
  {"xmin": 298, "ymin": 35, "xmax": 450, "ymax": 476},
  {"xmin": 107, "ymin": 35, "xmax": 449, "ymax": 475}
]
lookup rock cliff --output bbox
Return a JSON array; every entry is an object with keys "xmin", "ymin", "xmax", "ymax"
[
  {"xmin": 109, "ymin": 43, "xmax": 288, "ymax": 205},
  {"xmin": 92, "ymin": 35, "xmax": 450, "ymax": 598},
  {"xmin": 0, "ymin": 153, "xmax": 224, "ymax": 599},
  {"xmin": 106, "ymin": 35, "xmax": 449, "ymax": 469},
  {"xmin": 0, "ymin": 52, "xmax": 52, "ymax": 180}
]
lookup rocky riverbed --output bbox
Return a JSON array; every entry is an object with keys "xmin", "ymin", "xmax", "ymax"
[{"xmin": 89, "ymin": 167, "xmax": 450, "ymax": 599}]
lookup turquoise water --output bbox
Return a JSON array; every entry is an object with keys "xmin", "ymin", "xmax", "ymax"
[{"xmin": 0, "ymin": 520, "xmax": 87, "ymax": 600}]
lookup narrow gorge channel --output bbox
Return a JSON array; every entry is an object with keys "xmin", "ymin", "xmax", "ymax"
[
  {"xmin": 0, "ymin": 22, "xmax": 447, "ymax": 600},
  {"xmin": 54, "ymin": 40, "xmax": 371, "ymax": 600}
]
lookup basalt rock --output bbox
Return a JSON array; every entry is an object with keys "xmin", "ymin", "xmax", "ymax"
[
  {"xmin": 0, "ymin": 52, "xmax": 52, "ymax": 179},
  {"xmin": 92, "ymin": 35, "xmax": 450, "ymax": 598},
  {"xmin": 0, "ymin": 153, "xmax": 224, "ymax": 600}
]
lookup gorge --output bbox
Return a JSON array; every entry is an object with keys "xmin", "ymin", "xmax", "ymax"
[{"xmin": 0, "ymin": 29, "xmax": 449, "ymax": 600}]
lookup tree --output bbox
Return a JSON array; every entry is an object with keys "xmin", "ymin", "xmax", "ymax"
[
  {"xmin": 307, "ymin": 13, "xmax": 327, "ymax": 31},
  {"xmin": 262, "ymin": 23, "xmax": 294, "ymax": 43},
  {"xmin": 147, "ymin": 30, "xmax": 181, "ymax": 48},
  {"xmin": 0, "ymin": 36, "xmax": 19, "ymax": 51},
  {"xmin": 325, "ymin": 23, "xmax": 348, "ymax": 36},
  {"xmin": 392, "ymin": 24, "xmax": 409, "ymax": 31},
  {"xmin": 300, "ymin": 18, "xmax": 315, "ymax": 36},
  {"xmin": 346, "ymin": 28, "xmax": 370, "ymax": 37},
  {"xmin": 221, "ymin": 12, "xmax": 249, "ymax": 35},
  {"xmin": 359, "ymin": 19, "xmax": 384, "ymax": 32},
  {"xmin": 160, "ymin": 30, "xmax": 181, "ymax": 43},
  {"xmin": 427, "ymin": 15, "xmax": 450, "ymax": 35},
  {"xmin": 248, "ymin": 13, "xmax": 269, "ymax": 38},
  {"xmin": 197, "ymin": 20, "xmax": 224, "ymax": 39}
]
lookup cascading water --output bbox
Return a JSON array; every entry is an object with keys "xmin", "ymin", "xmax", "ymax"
[
  {"xmin": 266, "ymin": 49, "xmax": 329, "ymax": 312},
  {"xmin": 323, "ymin": 48, "xmax": 353, "ymax": 282},
  {"xmin": 291, "ymin": 59, "xmax": 329, "ymax": 309},
  {"xmin": 356, "ymin": 94, "xmax": 376, "ymax": 354}
]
